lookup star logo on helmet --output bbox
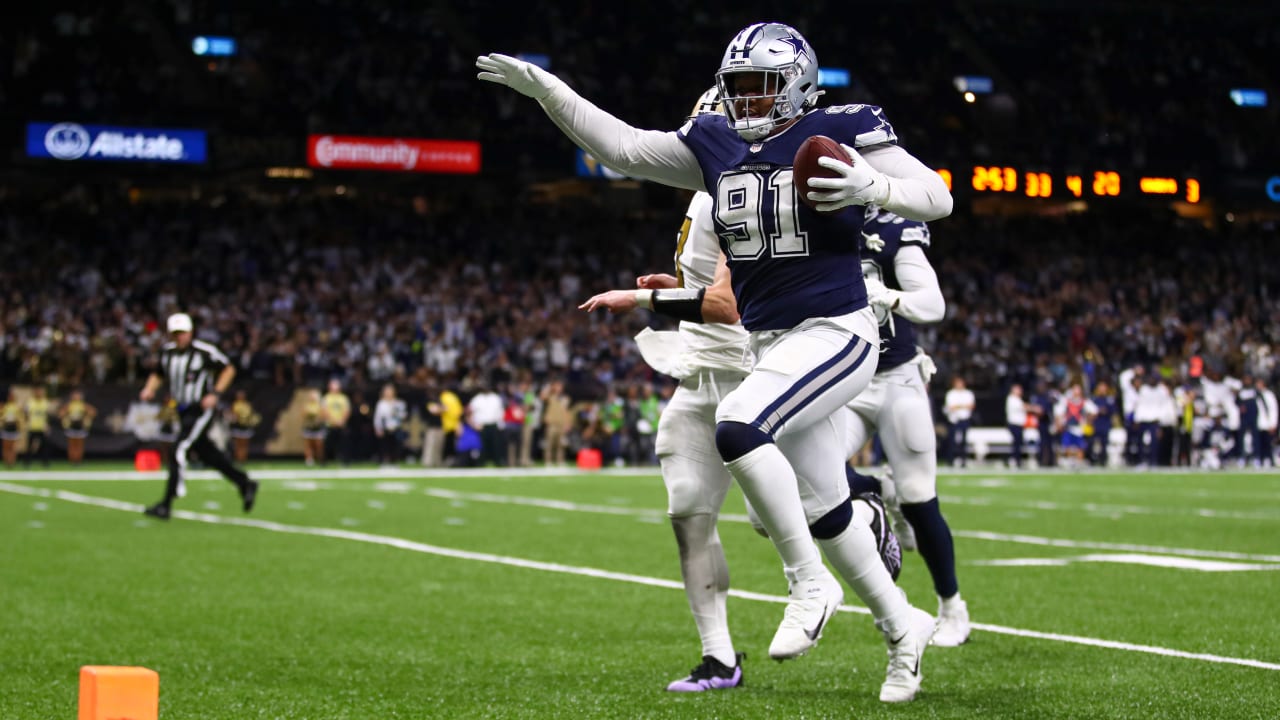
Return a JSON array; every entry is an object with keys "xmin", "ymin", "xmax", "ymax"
[{"xmin": 780, "ymin": 36, "xmax": 810, "ymax": 61}]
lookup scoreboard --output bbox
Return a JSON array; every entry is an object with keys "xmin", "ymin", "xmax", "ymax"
[{"xmin": 935, "ymin": 166, "xmax": 1202, "ymax": 204}]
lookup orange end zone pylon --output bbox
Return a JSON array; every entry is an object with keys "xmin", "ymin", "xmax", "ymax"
[{"xmin": 78, "ymin": 666, "xmax": 159, "ymax": 720}]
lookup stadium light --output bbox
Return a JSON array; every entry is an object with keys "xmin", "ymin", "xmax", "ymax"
[
  {"xmin": 953, "ymin": 75, "xmax": 993, "ymax": 94},
  {"xmin": 818, "ymin": 67, "xmax": 850, "ymax": 88},
  {"xmin": 1229, "ymin": 88, "xmax": 1267, "ymax": 107},
  {"xmin": 192, "ymin": 36, "xmax": 237, "ymax": 57}
]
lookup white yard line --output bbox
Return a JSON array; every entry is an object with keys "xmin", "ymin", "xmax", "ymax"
[
  {"xmin": 2, "ymin": 481, "xmax": 1278, "ymax": 673},
  {"xmin": 7, "ymin": 471, "xmax": 1276, "ymax": 562},
  {"xmin": 416, "ymin": 487, "xmax": 1280, "ymax": 563}
]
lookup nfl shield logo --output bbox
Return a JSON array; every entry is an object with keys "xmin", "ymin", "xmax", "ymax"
[{"xmin": 749, "ymin": 143, "xmax": 763, "ymax": 153}]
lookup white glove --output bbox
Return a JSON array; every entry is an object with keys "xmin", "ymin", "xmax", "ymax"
[
  {"xmin": 476, "ymin": 53, "xmax": 563, "ymax": 100},
  {"xmin": 916, "ymin": 351, "xmax": 938, "ymax": 384},
  {"xmin": 806, "ymin": 143, "xmax": 890, "ymax": 211},
  {"xmin": 863, "ymin": 275, "xmax": 900, "ymax": 312}
]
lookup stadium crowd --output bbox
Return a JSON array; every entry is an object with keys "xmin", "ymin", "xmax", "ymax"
[
  {"xmin": 2, "ymin": 1, "xmax": 1277, "ymax": 465},
  {"xmin": 5, "ymin": 1, "xmax": 1276, "ymax": 174},
  {"xmin": 3, "ymin": 188, "xmax": 1278, "ymax": 467}
]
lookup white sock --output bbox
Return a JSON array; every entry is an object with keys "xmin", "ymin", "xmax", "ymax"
[
  {"xmin": 939, "ymin": 592, "xmax": 964, "ymax": 614},
  {"xmin": 725, "ymin": 445, "xmax": 825, "ymax": 580},
  {"xmin": 671, "ymin": 514, "xmax": 736, "ymax": 667},
  {"xmin": 817, "ymin": 519, "xmax": 910, "ymax": 630}
]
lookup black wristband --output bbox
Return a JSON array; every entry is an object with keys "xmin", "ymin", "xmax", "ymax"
[{"xmin": 652, "ymin": 287, "xmax": 706, "ymax": 324}]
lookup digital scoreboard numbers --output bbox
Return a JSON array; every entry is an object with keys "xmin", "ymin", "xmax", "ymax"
[{"xmin": 938, "ymin": 166, "xmax": 1202, "ymax": 203}]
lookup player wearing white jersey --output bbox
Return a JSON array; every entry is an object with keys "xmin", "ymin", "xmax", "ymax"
[{"xmin": 483, "ymin": 22, "xmax": 950, "ymax": 702}]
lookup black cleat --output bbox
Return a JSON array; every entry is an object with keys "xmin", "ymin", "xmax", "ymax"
[
  {"xmin": 143, "ymin": 503, "xmax": 171, "ymax": 520},
  {"xmin": 666, "ymin": 653, "xmax": 745, "ymax": 692},
  {"xmin": 241, "ymin": 479, "xmax": 259, "ymax": 513}
]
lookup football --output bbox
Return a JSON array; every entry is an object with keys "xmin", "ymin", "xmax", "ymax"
[{"xmin": 793, "ymin": 135, "xmax": 852, "ymax": 211}]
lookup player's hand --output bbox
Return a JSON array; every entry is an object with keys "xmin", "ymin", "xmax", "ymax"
[
  {"xmin": 578, "ymin": 290, "xmax": 638, "ymax": 314},
  {"xmin": 637, "ymin": 273, "xmax": 678, "ymax": 290},
  {"xmin": 476, "ymin": 53, "xmax": 562, "ymax": 100},
  {"xmin": 201, "ymin": 393, "xmax": 219, "ymax": 410},
  {"xmin": 139, "ymin": 387, "xmax": 155, "ymax": 402},
  {"xmin": 863, "ymin": 276, "xmax": 900, "ymax": 311},
  {"xmin": 806, "ymin": 143, "xmax": 890, "ymax": 211}
]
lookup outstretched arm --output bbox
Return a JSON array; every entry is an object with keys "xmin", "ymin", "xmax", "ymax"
[
  {"xmin": 579, "ymin": 253, "xmax": 738, "ymax": 324},
  {"xmin": 477, "ymin": 54, "xmax": 704, "ymax": 190}
]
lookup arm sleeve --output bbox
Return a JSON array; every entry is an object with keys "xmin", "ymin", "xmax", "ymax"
[
  {"xmin": 538, "ymin": 84, "xmax": 705, "ymax": 190},
  {"xmin": 890, "ymin": 245, "xmax": 945, "ymax": 324},
  {"xmin": 860, "ymin": 144, "xmax": 953, "ymax": 221}
]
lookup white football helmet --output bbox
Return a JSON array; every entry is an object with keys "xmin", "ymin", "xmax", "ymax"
[{"xmin": 716, "ymin": 23, "xmax": 821, "ymax": 141}]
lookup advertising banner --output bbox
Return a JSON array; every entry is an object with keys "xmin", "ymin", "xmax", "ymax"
[
  {"xmin": 307, "ymin": 135, "xmax": 481, "ymax": 174},
  {"xmin": 26, "ymin": 122, "xmax": 207, "ymax": 163}
]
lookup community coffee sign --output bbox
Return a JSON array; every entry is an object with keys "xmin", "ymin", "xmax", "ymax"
[{"xmin": 307, "ymin": 135, "xmax": 480, "ymax": 174}]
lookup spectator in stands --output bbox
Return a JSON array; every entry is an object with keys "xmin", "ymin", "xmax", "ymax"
[
  {"xmin": 1089, "ymin": 381, "xmax": 1117, "ymax": 467},
  {"xmin": 1004, "ymin": 384, "xmax": 1026, "ymax": 468},
  {"xmin": 540, "ymin": 379, "xmax": 572, "ymax": 466},
  {"xmin": 373, "ymin": 383, "xmax": 407, "ymax": 467},
  {"xmin": 518, "ymin": 377, "xmax": 542, "ymax": 467},
  {"xmin": 58, "ymin": 389, "xmax": 96, "ymax": 465},
  {"xmin": 943, "ymin": 377, "xmax": 975, "ymax": 467},
  {"xmin": 1255, "ymin": 377, "xmax": 1277, "ymax": 467},
  {"xmin": 227, "ymin": 389, "xmax": 260, "ymax": 463},
  {"xmin": 301, "ymin": 388, "xmax": 326, "ymax": 466},
  {"xmin": 2, "ymin": 389, "xmax": 22, "ymax": 467},
  {"xmin": 322, "ymin": 378, "xmax": 351, "ymax": 466},
  {"xmin": 1134, "ymin": 373, "xmax": 1173, "ymax": 467},
  {"xmin": 23, "ymin": 386, "xmax": 51, "ymax": 468},
  {"xmin": 467, "ymin": 383, "xmax": 506, "ymax": 466}
]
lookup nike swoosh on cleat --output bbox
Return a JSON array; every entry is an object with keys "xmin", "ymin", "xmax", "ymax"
[
  {"xmin": 890, "ymin": 632, "xmax": 908, "ymax": 645},
  {"xmin": 805, "ymin": 611, "xmax": 831, "ymax": 641}
]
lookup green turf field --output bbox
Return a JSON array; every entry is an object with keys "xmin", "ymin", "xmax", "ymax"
[{"xmin": 2, "ymin": 463, "xmax": 1278, "ymax": 719}]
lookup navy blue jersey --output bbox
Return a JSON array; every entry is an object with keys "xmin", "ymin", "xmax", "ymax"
[
  {"xmin": 860, "ymin": 209, "xmax": 930, "ymax": 372},
  {"xmin": 1238, "ymin": 387, "xmax": 1259, "ymax": 426},
  {"xmin": 678, "ymin": 105, "xmax": 898, "ymax": 331},
  {"xmin": 1091, "ymin": 394, "xmax": 1116, "ymax": 430}
]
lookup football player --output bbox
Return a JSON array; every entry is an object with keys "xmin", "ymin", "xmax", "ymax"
[
  {"xmin": 843, "ymin": 207, "xmax": 972, "ymax": 647},
  {"xmin": 482, "ymin": 21, "xmax": 950, "ymax": 702},
  {"xmin": 582, "ymin": 89, "xmax": 903, "ymax": 693}
]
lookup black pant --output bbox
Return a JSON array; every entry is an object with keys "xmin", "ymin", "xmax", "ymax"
[
  {"xmin": 324, "ymin": 426, "xmax": 349, "ymax": 465},
  {"xmin": 1007, "ymin": 425, "xmax": 1024, "ymax": 466},
  {"xmin": 378, "ymin": 431, "xmax": 402, "ymax": 465},
  {"xmin": 948, "ymin": 420, "xmax": 970, "ymax": 466},
  {"xmin": 25, "ymin": 431, "xmax": 49, "ymax": 467},
  {"xmin": 162, "ymin": 407, "xmax": 249, "ymax": 505}
]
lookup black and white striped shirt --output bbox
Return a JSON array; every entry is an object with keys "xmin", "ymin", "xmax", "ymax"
[{"xmin": 159, "ymin": 340, "xmax": 231, "ymax": 407}]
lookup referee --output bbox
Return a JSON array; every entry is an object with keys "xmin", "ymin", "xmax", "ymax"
[{"xmin": 139, "ymin": 313, "xmax": 259, "ymax": 520}]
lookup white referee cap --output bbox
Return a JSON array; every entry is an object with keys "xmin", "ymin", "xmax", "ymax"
[{"xmin": 166, "ymin": 313, "xmax": 194, "ymax": 333}]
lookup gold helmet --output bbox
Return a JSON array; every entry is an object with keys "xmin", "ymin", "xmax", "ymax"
[{"xmin": 688, "ymin": 87, "xmax": 722, "ymax": 119}]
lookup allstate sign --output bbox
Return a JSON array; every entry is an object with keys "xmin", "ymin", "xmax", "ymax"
[{"xmin": 26, "ymin": 122, "xmax": 207, "ymax": 164}]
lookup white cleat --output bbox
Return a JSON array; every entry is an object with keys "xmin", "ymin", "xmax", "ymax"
[
  {"xmin": 768, "ymin": 571, "xmax": 843, "ymax": 660},
  {"xmin": 932, "ymin": 597, "xmax": 971, "ymax": 647},
  {"xmin": 879, "ymin": 607, "xmax": 935, "ymax": 703}
]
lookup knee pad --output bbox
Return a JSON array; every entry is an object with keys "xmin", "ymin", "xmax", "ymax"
[
  {"xmin": 714, "ymin": 421, "xmax": 771, "ymax": 462},
  {"xmin": 808, "ymin": 496, "xmax": 853, "ymax": 540}
]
